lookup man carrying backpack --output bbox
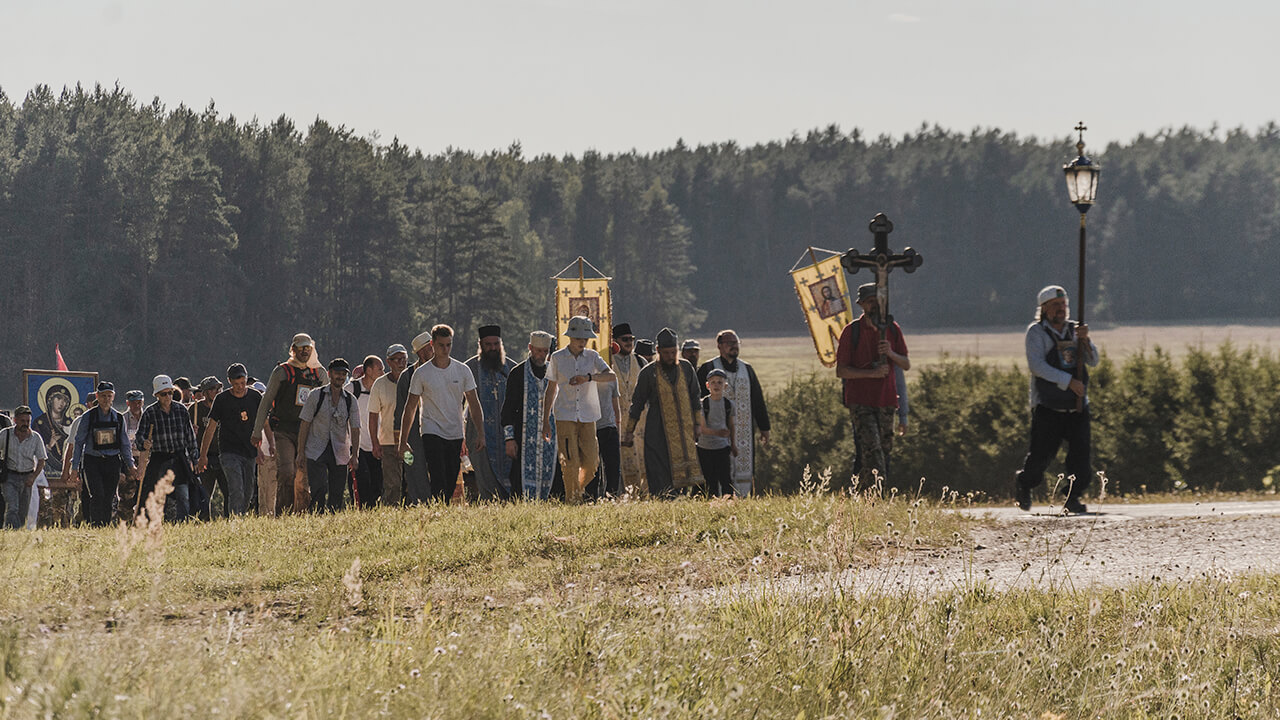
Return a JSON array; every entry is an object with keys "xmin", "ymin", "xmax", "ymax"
[
  {"xmin": 297, "ymin": 358, "xmax": 361, "ymax": 513},
  {"xmin": 835, "ymin": 283, "xmax": 910, "ymax": 488},
  {"xmin": 252, "ymin": 333, "xmax": 328, "ymax": 513}
]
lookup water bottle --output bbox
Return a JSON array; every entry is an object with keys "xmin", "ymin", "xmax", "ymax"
[{"xmin": 403, "ymin": 449, "xmax": 415, "ymax": 466}]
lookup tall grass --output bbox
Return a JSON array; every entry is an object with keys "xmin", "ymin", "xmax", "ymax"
[{"xmin": 2, "ymin": 486, "xmax": 1276, "ymax": 718}]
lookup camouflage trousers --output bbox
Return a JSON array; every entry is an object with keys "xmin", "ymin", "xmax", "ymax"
[{"xmin": 850, "ymin": 405, "xmax": 896, "ymax": 488}]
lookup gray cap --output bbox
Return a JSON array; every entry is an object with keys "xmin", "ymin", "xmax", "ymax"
[
  {"xmin": 856, "ymin": 283, "xmax": 877, "ymax": 302},
  {"xmin": 386, "ymin": 343, "xmax": 408, "ymax": 358}
]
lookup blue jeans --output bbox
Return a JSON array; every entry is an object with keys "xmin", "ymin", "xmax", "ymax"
[{"xmin": 220, "ymin": 453, "xmax": 256, "ymax": 516}]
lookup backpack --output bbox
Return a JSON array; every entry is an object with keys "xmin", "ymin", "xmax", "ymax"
[{"xmin": 312, "ymin": 386, "xmax": 354, "ymax": 419}]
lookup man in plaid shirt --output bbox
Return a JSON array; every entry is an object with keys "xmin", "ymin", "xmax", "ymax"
[{"xmin": 135, "ymin": 374, "xmax": 199, "ymax": 522}]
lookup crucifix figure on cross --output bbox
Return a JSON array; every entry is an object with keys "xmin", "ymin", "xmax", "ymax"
[{"xmin": 841, "ymin": 213, "xmax": 923, "ymax": 364}]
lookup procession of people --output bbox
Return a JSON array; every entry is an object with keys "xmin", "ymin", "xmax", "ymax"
[{"xmin": 3, "ymin": 277, "xmax": 1099, "ymax": 528}]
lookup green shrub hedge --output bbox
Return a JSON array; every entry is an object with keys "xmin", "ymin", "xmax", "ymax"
[{"xmin": 760, "ymin": 342, "xmax": 1280, "ymax": 497}]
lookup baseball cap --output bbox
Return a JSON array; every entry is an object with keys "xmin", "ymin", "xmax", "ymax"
[
  {"xmin": 226, "ymin": 363, "xmax": 248, "ymax": 379},
  {"xmin": 1037, "ymin": 285, "xmax": 1068, "ymax": 305}
]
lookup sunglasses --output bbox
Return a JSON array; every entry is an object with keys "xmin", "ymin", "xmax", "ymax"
[{"xmin": 157, "ymin": 390, "xmax": 174, "ymax": 397}]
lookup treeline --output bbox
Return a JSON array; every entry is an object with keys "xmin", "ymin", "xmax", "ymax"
[
  {"xmin": 3, "ymin": 83, "xmax": 1280, "ymax": 399},
  {"xmin": 763, "ymin": 343, "xmax": 1280, "ymax": 495}
]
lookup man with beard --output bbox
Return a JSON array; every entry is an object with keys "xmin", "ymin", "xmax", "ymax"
[
  {"xmin": 542, "ymin": 316, "xmax": 617, "ymax": 504},
  {"xmin": 395, "ymin": 333, "xmax": 433, "ymax": 504},
  {"xmin": 680, "ymin": 339, "xmax": 701, "ymax": 369},
  {"xmin": 1014, "ymin": 285, "xmax": 1099, "ymax": 514},
  {"xmin": 346, "ymin": 355, "xmax": 384, "ymax": 508},
  {"xmin": 835, "ymin": 283, "xmax": 910, "ymax": 488},
  {"xmin": 69, "ymin": 383, "xmax": 136, "ymax": 526},
  {"xmin": 135, "ymin": 375, "xmax": 199, "ymax": 522},
  {"xmin": 501, "ymin": 332, "xmax": 562, "ymax": 500},
  {"xmin": 610, "ymin": 323, "xmax": 646, "ymax": 496},
  {"xmin": 368, "ymin": 344, "xmax": 409, "ymax": 506},
  {"xmin": 697, "ymin": 329, "xmax": 772, "ymax": 496},
  {"xmin": 464, "ymin": 325, "xmax": 517, "ymax": 501},
  {"xmin": 252, "ymin": 333, "xmax": 328, "ymax": 513},
  {"xmin": 622, "ymin": 328, "xmax": 705, "ymax": 497},
  {"xmin": 115, "ymin": 390, "xmax": 146, "ymax": 522}
]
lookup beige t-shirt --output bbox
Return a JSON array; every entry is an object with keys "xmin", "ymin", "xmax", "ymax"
[{"xmin": 367, "ymin": 374, "xmax": 400, "ymax": 447}]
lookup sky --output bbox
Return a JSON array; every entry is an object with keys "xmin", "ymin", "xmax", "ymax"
[{"xmin": 2, "ymin": 0, "xmax": 1277, "ymax": 157}]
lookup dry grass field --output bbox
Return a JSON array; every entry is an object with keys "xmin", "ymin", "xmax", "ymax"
[{"xmin": 692, "ymin": 322, "xmax": 1280, "ymax": 390}]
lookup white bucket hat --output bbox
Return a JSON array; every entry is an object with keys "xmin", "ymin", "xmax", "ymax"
[
  {"xmin": 566, "ymin": 315, "xmax": 597, "ymax": 339},
  {"xmin": 152, "ymin": 374, "xmax": 175, "ymax": 396}
]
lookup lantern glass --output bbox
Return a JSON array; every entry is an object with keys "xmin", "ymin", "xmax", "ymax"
[{"xmin": 1063, "ymin": 159, "xmax": 1100, "ymax": 207}]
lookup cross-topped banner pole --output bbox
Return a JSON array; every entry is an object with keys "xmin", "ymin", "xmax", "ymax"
[{"xmin": 840, "ymin": 213, "xmax": 923, "ymax": 364}]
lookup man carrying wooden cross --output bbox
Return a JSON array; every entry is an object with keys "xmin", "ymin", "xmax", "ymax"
[{"xmin": 835, "ymin": 283, "xmax": 910, "ymax": 488}]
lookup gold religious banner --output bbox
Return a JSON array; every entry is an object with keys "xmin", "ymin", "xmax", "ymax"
[
  {"xmin": 553, "ymin": 257, "xmax": 613, "ymax": 363},
  {"xmin": 789, "ymin": 248, "xmax": 854, "ymax": 368}
]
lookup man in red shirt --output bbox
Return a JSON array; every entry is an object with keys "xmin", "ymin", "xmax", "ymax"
[{"xmin": 835, "ymin": 283, "xmax": 910, "ymax": 487}]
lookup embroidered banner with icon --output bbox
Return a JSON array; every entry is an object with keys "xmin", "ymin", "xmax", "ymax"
[
  {"xmin": 553, "ymin": 257, "xmax": 612, "ymax": 363},
  {"xmin": 789, "ymin": 248, "xmax": 854, "ymax": 368}
]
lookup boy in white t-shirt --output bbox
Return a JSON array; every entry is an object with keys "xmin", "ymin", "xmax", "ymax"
[{"xmin": 398, "ymin": 325, "xmax": 484, "ymax": 504}]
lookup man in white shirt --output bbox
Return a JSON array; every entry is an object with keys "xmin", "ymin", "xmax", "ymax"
[
  {"xmin": 2, "ymin": 406, "xmax": 49, "ymax": 530},
  {"xmin": 368, "ymin": 344, "xmax": 409, "ymax": 506},
  {"xmin": 398, "ymin": 325, "xmax": 485, "ymax": 504},
  {"xmin": 541, "ymin": 315, "xmax": 617, "ymax": 504}
]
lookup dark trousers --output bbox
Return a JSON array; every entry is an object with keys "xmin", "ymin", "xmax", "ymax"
[
  {"xmin": 307, "ymin": 443, "xmax": 346, "ymax": 513},
  {"xmin": 422, "ymin": 434, "xmax": 463, "ymax": 504},
  {"xmin": 1015, "ymin": 405, "xmax": 1092, "ymax": 500},
  {"xmin": 589, "ymin": 426, "xmax": 622, "ymax": 499},
  {"xmin": 140, "ymin": 451, "xmax": 193, "ymax": 522},
  {"xmin": 698, "ymin": 446, "xmax": 733, "ymax": 497},
  {"xmin": 350, "ymin": 448, "xmax": 381, "ymax": 508},
  {"xmin": 82, "ymin": 454, "xmax": 122, "ymax": 527},
  {"xmin": 198, "ymin": 457, "xmax": 228, "ymax": 520}
]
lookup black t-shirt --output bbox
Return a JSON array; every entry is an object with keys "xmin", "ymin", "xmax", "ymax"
[{"xmin": 209, "ymin": 389, "xmax": 263, "ymax": 459}]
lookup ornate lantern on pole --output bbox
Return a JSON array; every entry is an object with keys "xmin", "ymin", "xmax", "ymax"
[{"xmin": 1062, "ymin": 121, "xmax": 1101, "ymax": 324}]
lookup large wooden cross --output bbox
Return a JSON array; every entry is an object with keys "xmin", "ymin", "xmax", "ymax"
[{"xmin": 841, "ymin": 213, "xmax": 923, "ymax": 361}]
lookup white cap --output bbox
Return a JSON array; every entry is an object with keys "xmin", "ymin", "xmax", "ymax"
[
  {"xmin": 1037, "ymin": 285, "xmax": 1068, "ymax": 305},
  {"xmin": 152, "ymin": 374, "xmax": 175, "ymax": 396},
  {"xmin": 566, "ymin": 315, "xmax": 597, "ymax": 339},
  {"xmin": 411, "ymin": 331, "xmax": 433, "ymax": 353},
  {"xmin": 529, "ymin": 331, "xmax": 554, "ymax": 350}
]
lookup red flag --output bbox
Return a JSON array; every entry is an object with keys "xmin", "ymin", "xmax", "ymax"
[{"xmin": 55, "ymin": 344, "xmax": 68, "ymax": 371}]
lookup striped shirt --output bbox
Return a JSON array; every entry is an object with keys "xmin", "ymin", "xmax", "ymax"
[{"xmin": 135, "ymin": 401, "xmax": 199, "ymax": 466}]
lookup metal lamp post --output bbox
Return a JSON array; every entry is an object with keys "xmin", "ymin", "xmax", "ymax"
[
  {"xmin": 1063, "ymin": 122, "xmax": 1101, "ymax": 324},
  {"xmin": 1062, "ymin": 122, "xmax": 1101, "ymax": 410}
]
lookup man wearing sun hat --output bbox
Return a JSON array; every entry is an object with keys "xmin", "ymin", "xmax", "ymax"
[
  {"xmin": 1014, "ymin": 285, "xmax": 1099, "ymax": 514},
  {"xmin": 135, "ymin": 374, "xmax": 199, "ymax": 522},
  {"xmin": 252, "ymin": 333, "xmax": 328, "ymax": 513},
  {"xmin": 541, "ymin": 316, "xmax": 616, "ymax": 504}
]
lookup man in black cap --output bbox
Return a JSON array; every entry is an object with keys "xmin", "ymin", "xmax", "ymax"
[
  {"xmin": 464, "ymin": 325, "xmax": 517, "ymax": 500},
  {"xmin": 836, "ymin": 282, "xmax": 910, "ymax": 488},
  {"xmin": 622, "ymin": 328, "xmax": 705, "ymax": 497},
  {"xmin": 198, "ymin": 364, "xmax": 262, "ymax": 516},
  {"xmin": 297, "ymin": 358, "xmax": 360, "ymax": 512},
  {"xmin": 190, "ymin": 376, "xmax": 226, "ymax": 519},
  {"xmin": 610, "ymin": 322, "xmax": 647, "ymax": 495},
  {"xmin": 68, "ymin": 382, "xmax": 136, "ymax": 526}
]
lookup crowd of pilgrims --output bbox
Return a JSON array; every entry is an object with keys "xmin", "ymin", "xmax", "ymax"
[{"xmin": 0, "ymin": 317, "xmax": 774, "ymax": 529}]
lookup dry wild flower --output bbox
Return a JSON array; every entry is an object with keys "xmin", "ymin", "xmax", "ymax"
[{"xmin": 342, "ymin": 557, "xmax": 363, "ymax": 608}]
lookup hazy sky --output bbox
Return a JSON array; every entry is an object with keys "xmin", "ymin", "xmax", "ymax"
[{"xmin": 2, "ymin": 0, "xmax": 1276, "ymax": 157}]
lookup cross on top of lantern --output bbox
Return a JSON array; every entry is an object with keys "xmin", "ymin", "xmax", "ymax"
[{"xmin": 1063, "ymin": 121, "xmax": 1101, "ymax": 213}]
